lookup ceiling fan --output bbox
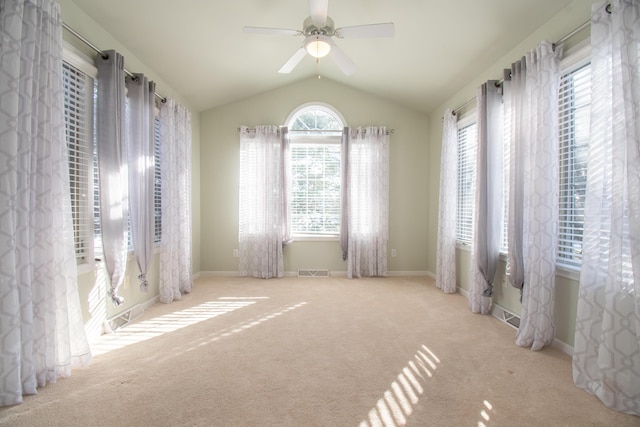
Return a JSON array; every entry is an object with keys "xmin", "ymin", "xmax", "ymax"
[{"xmin": 243, "ymin": 0, "xmax": 395, "ymax": 76}]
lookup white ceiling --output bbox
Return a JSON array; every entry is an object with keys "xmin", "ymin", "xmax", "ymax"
[{"xmin": 69, "ymin": 0, "xmax": 573, "ymax": 114}]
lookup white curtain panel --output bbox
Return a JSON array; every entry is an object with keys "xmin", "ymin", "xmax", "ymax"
[
  {"xmin": 346, "ymin": 127, "xmax": 390, "ymax": 279},
  {"xmin": 95, "ymin": 50, "xmax": 128, "ymax": 306},
  {"xmin": 504, "ymin": 60, "xmax": 526, "ymax": 294},
  {"xmin": 159, "ymin": 99, "xmax": 193, "ymax": 303},
  {"xmin": 0, "ymin": 0, "xmax": 91, "ymax": 406},
  {"xmin": 126, "ymin": 74, "xmax": 156, "ymax": 292},
  {"xmin": 469, "ymin": 81, "xmax": 504, "ymax": 314},
  {"xmin": 340, "ymin": 128, "xmax": 350, "ymax": 260},
  {"xmin": 572, "ymin": 0, "xmax": 640, "ymax": 415},
  {"xmin": 238, "ymin": 126, "xmax": 288, "ymax": 279},
  {"xmin": 436, "ymin": 110, "xmax": 458, "ymax": 293},
  {"xmin": 505, "ymin": 41, "xmax": 563, "ymax": 351}
]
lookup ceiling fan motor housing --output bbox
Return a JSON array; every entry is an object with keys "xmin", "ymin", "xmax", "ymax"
[{"xmin": 303, "ymin": 16, "xmax": 335, "ymax": 37}]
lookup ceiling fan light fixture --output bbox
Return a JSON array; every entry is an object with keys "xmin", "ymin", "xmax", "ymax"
[{"xmin": 305, "ymin": 35, "xmax": 331, "ymax": 58}]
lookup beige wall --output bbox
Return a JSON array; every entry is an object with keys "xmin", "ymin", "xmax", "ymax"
[
  {"xmin": 199, "ymin": 77, "xmax": 430, "ymax": 274},
  {"xmin": 428, "ymin": 0, "xmax": 593, "ymax": 347},
  {"xmin": 59, "ymin": 0, "xmax": 201, "ymax": 340},
  {"xmin": 61, "ymin": 0, "xmax": 593, "ymax": 349}
]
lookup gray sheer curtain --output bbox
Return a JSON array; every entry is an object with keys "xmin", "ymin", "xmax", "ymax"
[
  {"xmin": 505, "ymin": 41, "xmax": 562, "ymax": 350},
  {"xmin": 238, "ymin": 126, "xmax": 290, "ymax": 278},
  {"xmin": 573, "ymin": 0, "xmax": 640, "ymax": 415},
  {"xmin": 436, "ymin": 109, "xmax": 458, "ymax": 294},
  {"xmin": 126, "ymin": 73, "xmax": 156, "ymax": 292},
  {"xmin": 469, "ymin": 81, "xmax": 504, "ymax": 314},
  {"xmin": 96, "ymin": 50, "xmax": 128, "ymax": 305},
  {"xmin": 340, "ymin": 127, "xmax": 350, "ymax": 260},
  {"xmin": 159, "ymin": 99, "xmax": 193, "ymax": 303},
  {"xmin": 0, "ymin": 0, "xmax": 90, "ymax": 406},
  {"xmin": 343, "ymin": 126, "xmax": 390, "ymax": 278}
]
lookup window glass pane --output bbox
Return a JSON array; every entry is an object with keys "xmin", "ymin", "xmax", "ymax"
[
  {"xmin": 63, "ymin": 61, "xmax": 94, "ymax": 263},
  {"xmin": 457, "ymin": 122, "xmax": 477, "ymax": 243},
  {"xmin": 154, "ymin": 116, "xmax": 162, "ymax": 243},
  {"xmin": 289, "ymin": 105, "xmax": 342, "ymax": 136},
  {"xmin": 287, "ymin": 104, "xmax": 344, "ymax": 236},
  {"xmin": 290, "ymin": 143, "xmax": 341, "ymax": 234},
  {"xmin": 557, "ymin": 63, "xmax": 591, "ymax": 269}
]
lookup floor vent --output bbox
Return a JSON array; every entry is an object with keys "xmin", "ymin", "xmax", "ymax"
[
  {"xmin": 297, "ymin": 269, "xmax": 330, "ymax": 277},
  {"xmin": 491, "ymin": 304, "xmax": 521, "ymax": 330},
  {"xmin": 103, "ymin": 304, "xmax": 144, "ymax": 334}
]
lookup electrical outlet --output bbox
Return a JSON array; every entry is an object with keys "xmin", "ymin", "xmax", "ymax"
[
  {"xmin": 391, "ymin": 249, "xmax": 397, "ymax": 257},
  {"xmin": 233, "ymin": 249, "xmax": 239, "ymax": 257}
]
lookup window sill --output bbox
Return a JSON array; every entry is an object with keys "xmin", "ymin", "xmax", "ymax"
[
  {"xmin": 455, "ymin": 241, "xmax": 581, "ymax": 281},
  {"xmin": 292, "ymin": 234, "xmax": 339, "ymax": 242}
]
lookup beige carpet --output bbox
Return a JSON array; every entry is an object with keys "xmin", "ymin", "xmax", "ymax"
[{"xmin": 1, "ymin": 276, "xmax": 637, "ymax": 426}]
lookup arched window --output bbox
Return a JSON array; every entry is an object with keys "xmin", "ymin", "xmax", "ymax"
[
  {"xmin": 286, "ymin": 104, "xmax": 346, "ymax": 237},
  {"xmin": 287, "ymin": 103, "xmax": 345, "ymax": 135}
]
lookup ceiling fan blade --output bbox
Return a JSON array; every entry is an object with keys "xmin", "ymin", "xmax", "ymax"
[
  {"xmin": 309, "ymin": 0, "xmax": 328, "ymax": 28},
  {"xmin": 328, "ymin": 42, "xmax": 357, "ymax": 76},
  {"xmin": 336, "ymin": 23, "xmax": 395, "ymax": 38},
  {"xmin": 278, "ymin": 47, "xmax": 307, "ymax": 74},
  {"xmin": 243, "ymin": 26, "xmax": 301, "ymax": 36}
]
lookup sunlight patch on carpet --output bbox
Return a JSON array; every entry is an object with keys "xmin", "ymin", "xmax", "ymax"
[
  {"xmin": 185, "ymin": 302, "xmax": 308, "ymax": 351},
  {"xmin": 91, "ymin": 298, "xmax": 263, "ymax": 356},
  {"xmin": 359, "ymin": 345, "xmax": 441, "ymax": 427},
  {"xmin": 478, "ymin": 399, "xmax": 494, "ymax": 427}
]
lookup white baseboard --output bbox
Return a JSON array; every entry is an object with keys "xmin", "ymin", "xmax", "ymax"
[
  {"xmin": 551, "ymin": 338, "xmax": 574, "ymax": 356},
  {"xmin": 141, "ymin": 295, "xmax": 159, "ymax": 311},
  {"xmin": 197, "ymin": 271, "xmax": 241, "ymax": 277},
  {"xmin": 455, "ymin": 288, "xmax": 574, "ymax": 356},
  {"xmin": 387, "ymin": 271, "xmax": 433, "ymax": 277},
  {"xmin": 196, "ymin": 270, "xmax": 434, "ymax": 278}
]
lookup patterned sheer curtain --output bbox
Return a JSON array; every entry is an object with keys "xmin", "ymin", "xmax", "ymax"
[
  {"xmin": 572, "ymin": 0, "xmax": 640, "ymax": 415},
  {"xmin": 159, "ymin": 99, "xmax": 193, "ymax": 303},
  {"xmin": 0, "ymin": 0, "xmax": 91, "ymax": 406},
  {"xmin": 95, "ymin": 50, "xmax": 128, "ymax": 305},
  {"xmin": 469, "ymin": 81, "xmax": 504, "ymax": 314},
  {"xmin": 126, "ymin": 74, "xmax": 156, "ymax": 292},
  {"xmin": 436, "ymin": 110, "xmax": 458, "ymax": 293},
  {"xmin": 238, "ymin": 126, "xmax": 290, "ymax": 279},
  {"xmin": 344, "ymin": 127, "xmax": 390, "ymax": 279},
  {"xmin": 504, "ymin": 40, "xmax": 563, "ymax": 350}
]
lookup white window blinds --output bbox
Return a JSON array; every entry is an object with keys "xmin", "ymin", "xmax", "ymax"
[
  {"xmin": 557, "ymin": 62, "xmax": 591, "ymax": 269},
  {"xmin": 63, "ymin": 61, "xmax": 95, "ymax": 263},
  {"xmin": 290, "ymin": 142, "xmax": 341, "ymax": 234},
  {"xmin": 456, "ymin": 122, "xmax": 477, "ymax": 243},
  {"xmin": 154, "ymin": 116, "xmax": 162, "ymax": 243}
]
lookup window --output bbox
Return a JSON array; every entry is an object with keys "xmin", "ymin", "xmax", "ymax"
[
  {"xmin": 154, "ymin": 116, "xmax": 162, "ymax": 243},
  {"xmin": 287, "ymin": 104, "xmax": 344, "ymax": 236},
  {"xmin": 557, "ymin": 62, "xmax": 591, "ymax": 269},
  {"xmin": 456, "ymin": 120, "xmax": 477, "ymax": 244},
  {"xmin": 64, "ymin": 47, "xmax": 164, "ymax": 266},
  {"xmin": 63, "ymin": 60, "xmax": 96, "ymax": 264}
]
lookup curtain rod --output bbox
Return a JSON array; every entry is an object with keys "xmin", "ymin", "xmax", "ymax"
[
  {"xmin": 62, "ymin": 22, "xmax": 167, "ymax": 103},
  {"xmin": 444, "ymin": 17, "xmax": 591, "ymax": 120},
  {"xmin": 239, "ymin": 128, "xmax": 395, "ymax": 135}
]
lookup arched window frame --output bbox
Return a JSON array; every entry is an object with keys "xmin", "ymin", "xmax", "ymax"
[{"xmin": 285, "ymin": 103, "xmax": 346, "ymax": 240}]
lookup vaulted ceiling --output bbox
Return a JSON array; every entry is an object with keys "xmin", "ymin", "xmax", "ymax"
[{"xmin": 69, "ymin": 0, "xmax": 575, "ymax": 114}]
